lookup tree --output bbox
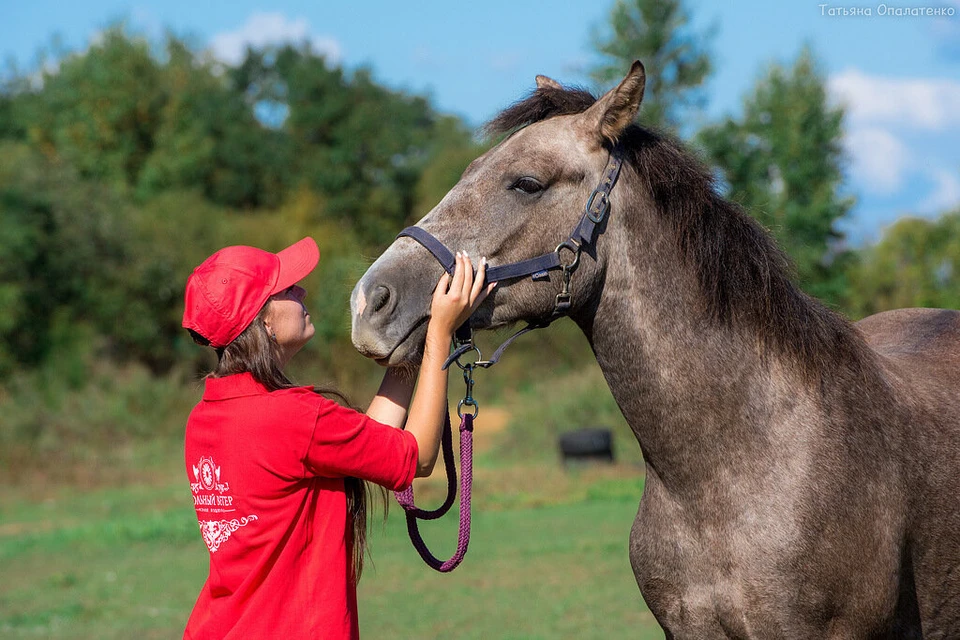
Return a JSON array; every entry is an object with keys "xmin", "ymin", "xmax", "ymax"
[
  {"xmin": 0, "ymin": 142, "xmax": 130, "ymax": 376},
  {"xmin": 20, "ymin": 27, "xmax": 165, "ymax": 192},
  {"xmin": 0, "ymin": 25, "xmax": 479, "ymax": 380},
  {"xmin": 846, "ymin": 211, "xmax": 960, "ymax": 317},
  {"xmin": 137, "ymin": 37, "xmax": 287, "ymax": 209},
  {"xmin": 590, "ymin": 0, "xmax": 714, "ymax": 132},
  {"xmin": 413, "ymin": 115, "xmax": 490, "ymax": 219},
  {"xmin": 230, "ymin": 45, "xmax": 456, "ymax": 246},
  {"xmin": 697, "ymin": 46, "xmax": 855, "ymax": 307}
]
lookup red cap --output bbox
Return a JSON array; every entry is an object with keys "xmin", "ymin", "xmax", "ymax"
[{"xmin": 182, "ymin": 237, "xmax": 320, "ymax": 348}]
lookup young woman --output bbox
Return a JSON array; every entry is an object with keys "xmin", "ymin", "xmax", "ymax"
[{"xmin": 180, "ymin": 237, "xmax": 491, "ymax": 639}]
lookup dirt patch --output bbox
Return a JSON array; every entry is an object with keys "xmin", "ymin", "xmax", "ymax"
[
  {"xmin": 470, "ymin": 405, "xmax": 509, "ymax": 454},
  {"xmin": 414, "ymin": 406, "xmax": 510, "ymax": 487}
]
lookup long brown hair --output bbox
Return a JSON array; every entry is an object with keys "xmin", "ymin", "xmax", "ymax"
[{"xmin": 190, "ymin": 305, "xmax": 387, "ymax": 581}]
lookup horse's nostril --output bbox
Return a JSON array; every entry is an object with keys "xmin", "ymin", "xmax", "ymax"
[{"xmin": 369, "ymin": 285, "xmax": 392, "ymax": 315}]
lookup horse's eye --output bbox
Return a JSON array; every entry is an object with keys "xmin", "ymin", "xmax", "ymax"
[{"xmin": 510, "ymin": 177, "xmax": 545, "ymax": 195}]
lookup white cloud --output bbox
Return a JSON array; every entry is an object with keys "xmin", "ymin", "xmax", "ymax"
[
  {"xmin": 209, "ymin": 13, "xmax": 342, "ymax": 66},
  {"xmin": 829, "ymin": 69, "xmax": 960, "ymax": 131},
  {"xmin": 918, "ymin": 168, "xmax": 960, "ymax": 214},
  {"xmin": 843, "ymin": 127, "xmax": 912, "ymax": 195}
]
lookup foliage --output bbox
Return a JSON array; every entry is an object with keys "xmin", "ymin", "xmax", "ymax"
[
  {"xmin": 697, "ymin": 46, "xmax": 855, "ymax": 307},
  {"xmin": 0, "ymin": 356, "xmax": 197, "ymax": 485},
  {"xmin": 0, "ymin": 143, "xmax": 130, "ymax": 375},
  {"xmin": 233, "ymin": 46, "xmax": 444, "ymax": 243},
  {"xmin": 413, "ymin": 115, "xmax": 491, "ymax": 219},
  {"xmin": 590, "ymin": 0, "xmax": 714, "ymax": 133},
  {"xmin": 136, "ymin": 37, "xmax": 287, "ymax": 209},
  {"xmin": 846, "ymin": 211, "xmax": 960, "ymax": 317},
  {"xmin": 18, "ymin": 28, "xmax": 166, "ymax": 192},
  {"xmin": 492, "ymin": 359, "xmax": 639, "ymax": 466},
  {"xmin": 0, "ymin": 26, "xmax": 474, "ymax": 384}
]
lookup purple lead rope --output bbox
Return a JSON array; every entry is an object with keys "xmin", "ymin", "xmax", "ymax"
[{"xmin": 394, "ymin": 411, "xmax": 474, "ymax": 572}]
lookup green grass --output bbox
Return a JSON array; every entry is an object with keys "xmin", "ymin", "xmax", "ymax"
[
  {"xmin": 1, "ymin": 465, "xmax": 663, "ymax": 639},
  {"xmin": 0, "ymin": 344, "xmax": 659, "ymax": 638}
]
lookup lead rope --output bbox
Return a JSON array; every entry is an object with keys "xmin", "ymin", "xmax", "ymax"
[{"xmin": 393, "ymin": 350, "xmax": 479, "ymax": 572}]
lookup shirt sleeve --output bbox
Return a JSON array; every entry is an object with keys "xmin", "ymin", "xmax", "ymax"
[{"xmin": 304, "ymin": 397, "xmax": 419, "ymax": 491}]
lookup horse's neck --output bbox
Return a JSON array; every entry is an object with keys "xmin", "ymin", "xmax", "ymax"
[{"xmin": 575, "ymin": 232, "xmax": 810, "ymax": 494}]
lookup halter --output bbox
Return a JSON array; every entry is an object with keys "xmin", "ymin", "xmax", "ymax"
[
  {"xmin": 392, "ymin": 144, "xmax": 625, "ymax": 572},
  {"xmin": 398, "ymin": 144, "xmax": 625, "ymax": 368}
]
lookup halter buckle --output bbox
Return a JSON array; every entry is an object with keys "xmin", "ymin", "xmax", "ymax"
[{"xmin": 586, "ymin": 188, "xmax": 610, "ymax": 224}]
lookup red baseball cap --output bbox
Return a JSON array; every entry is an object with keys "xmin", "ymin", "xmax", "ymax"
[{"xmin": 182, "ymin": 237, "xmax": 320, "ymax": 348}]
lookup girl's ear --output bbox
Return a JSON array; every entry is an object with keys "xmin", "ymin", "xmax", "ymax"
[{"xmin": 260, "ymin": 304, "xmax": 274, "ymax": 337}]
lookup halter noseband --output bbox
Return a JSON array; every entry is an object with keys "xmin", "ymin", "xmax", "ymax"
[{"xmin": 396, "ymin": 144, "xmax": 625, "ymax": 368}]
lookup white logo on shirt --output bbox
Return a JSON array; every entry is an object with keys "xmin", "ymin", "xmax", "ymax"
[
  {"xmin": 191, "ymin": 455, "xmax": 258, "ymax": 553},
  {"xmin": 199, "ymin": 515, "xmax": 259, "ymax": 553}
]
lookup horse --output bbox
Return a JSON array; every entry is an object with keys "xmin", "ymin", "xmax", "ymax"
[{"xmin": 349, "ymin": 61, "xmax": 960, "ymax": 638}]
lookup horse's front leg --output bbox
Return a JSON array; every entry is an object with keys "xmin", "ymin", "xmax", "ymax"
[{"xmin": 628, "ymin": 478, "xmax": 729, "ymax": 638}]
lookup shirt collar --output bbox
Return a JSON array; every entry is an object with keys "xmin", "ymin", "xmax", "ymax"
[{"xmin": 202, "ymin": 372, "xmax": 270, "ymax": 401}]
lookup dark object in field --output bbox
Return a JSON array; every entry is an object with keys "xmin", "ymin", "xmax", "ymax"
[{"xmin": 559, "ymin": 428, "xmax": 614, "ymax": 464}]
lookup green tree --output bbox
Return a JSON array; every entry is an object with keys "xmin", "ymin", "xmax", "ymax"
[
  {"xmin": 233, "ymin": 45, "xmax": 448, "ymax": 246},
  {"xmin": 697, "ymin": 46, "xmax": 855, "ymax": 306},
  {"xmin": 137, "ymin": 37, "xmax": 287, "ymax": 208},
  {"xmin": 20, "ymin": 27, "xmax": 165, "ymax": 191},
  {"xmin": 590, "ymin": 0, "xmax": 714, "ymax": 132},
  {"xmin": 0, "ymin": 142, "xmax": 130, "ymax": 377},
  {"xmin": 413, "ymin": 115, "xmax": 489, "ymax": 219},
  {"xmin": 0, "ymin": 25, "xmax": 478, "ymax": 380},
  {"xmin": 846, "ymin": 211, "xmax": 960, "ymax": 317}
]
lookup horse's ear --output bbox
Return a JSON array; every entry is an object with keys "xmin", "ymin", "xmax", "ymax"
[
  {"xmin": 535, "ymin": 75, "xmax": 563, "ymax": 90},
  {"xmin": 582, "ymin": 60, "xmax": 646, "ymax": 146}
]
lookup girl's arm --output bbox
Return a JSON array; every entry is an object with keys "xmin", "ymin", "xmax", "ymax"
[
  {"xmin": 365, "ymin": 252, "xmax": 492, "ymax": 477},
  {"xmin": 365, "ymin": 368, "xmax": 415, "ymax": 429}
]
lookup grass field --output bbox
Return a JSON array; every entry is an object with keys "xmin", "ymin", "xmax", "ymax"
[
  {"xmin": 0, "ymin": 455, "xmax": 664, "ymax": 639},
  {"xmin": 0, "ymin": 347, "xmax": 662, "ymax": 638}
]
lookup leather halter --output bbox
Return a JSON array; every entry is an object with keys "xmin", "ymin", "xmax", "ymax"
[{"xmin": 396, "ymin": 144, "xmax": 625, "ymax": 368}]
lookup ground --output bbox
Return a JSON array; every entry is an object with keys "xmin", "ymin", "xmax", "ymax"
[{"xmin": 0, "ymin": 404, "xmax": 663, "ymax": 639}]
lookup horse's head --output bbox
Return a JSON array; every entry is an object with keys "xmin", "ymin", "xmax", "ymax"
[{"xmin": 351, "ymin": 62, "xmax": 646, "ymax": 366}]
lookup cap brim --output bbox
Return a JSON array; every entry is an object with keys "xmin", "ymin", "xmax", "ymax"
[{"xmin": 272, "ymin": 237, "xmax": 320, "ymax": 293}]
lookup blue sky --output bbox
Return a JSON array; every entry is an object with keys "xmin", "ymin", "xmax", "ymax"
[{"xmin": 4, "ymin": 0, "xmax": 960, "ymax": 244}]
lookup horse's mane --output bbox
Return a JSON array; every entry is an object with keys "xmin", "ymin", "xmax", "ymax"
[{"xmin": 486, "ymin": 86, "xmax": 870, "ymax": 379}]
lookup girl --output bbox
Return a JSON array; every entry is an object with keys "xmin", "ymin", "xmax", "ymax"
[{"xmin": 180, "ymin": 237, "xmax": 491, "ymax": 639}]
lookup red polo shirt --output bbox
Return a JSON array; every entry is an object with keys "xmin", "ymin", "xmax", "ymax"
[{"xmin": 183, "ymin": 373, "xmax": 418, "ymax": 640}]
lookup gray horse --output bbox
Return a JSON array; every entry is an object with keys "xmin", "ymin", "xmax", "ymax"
[{"xmin": 350, "ymin": 61, "xmax": 960, "ymax": 638}]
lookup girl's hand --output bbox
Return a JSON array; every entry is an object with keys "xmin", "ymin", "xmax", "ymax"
[{"xmin": 428, "ymin": 251, "xmax": 496, "ymax": 338}]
